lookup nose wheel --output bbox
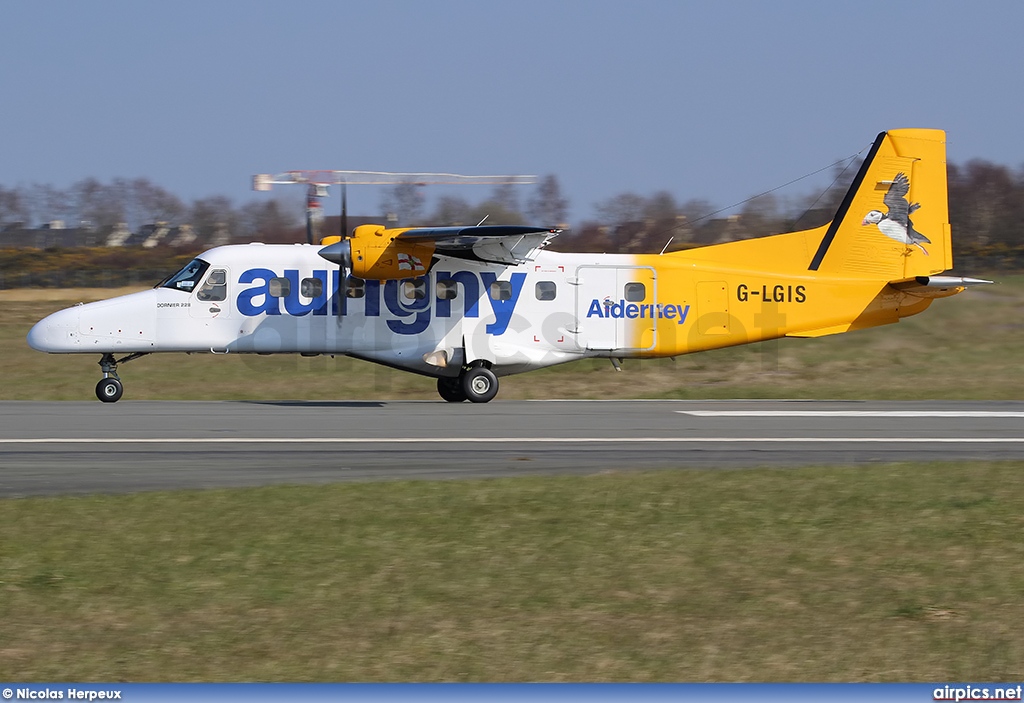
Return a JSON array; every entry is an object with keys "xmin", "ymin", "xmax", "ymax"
[
  {"xmin": 95, "ymin": 352, "xmax": 148, "ymax": 403},
  {"xmin": 96, "ymin": 377, "xmax": 123, "ymax": 403}
]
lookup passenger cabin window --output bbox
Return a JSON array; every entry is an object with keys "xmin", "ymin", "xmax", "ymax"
[
  {"xmin": 436, "ymin": 280, "xmax": 458, "ymax": 300},
  {"xmin": 489, "ymin": 280, "xmax": 513, "ymax": 301},
  {"xmin": 269, "ymin": 277, "xmax": 290, "ymax": 298},
  {"xmin": 300, "ymin": 277, "xmax": 323, "ymax": 298},
  {"xmin": 158, "ymin": 259, "xmax": 209, "ymax": 293},
  {"xmin": 535, "ymin": 281, "xmax": 556, "ymax": 301},
  {"xmin": 624, "ymin": 282, "xmax": 646, "ymax": 302},
  {"xmin": 402, "ymin": 278, "xmax": 427, "ymax": 300},
  {"xmin": 196, "ymin": 269, "xmax": 227, "ymax": 301},
  {"xmin": 346, "ymin": 277, "xmax": 365, "ymax": 298}
]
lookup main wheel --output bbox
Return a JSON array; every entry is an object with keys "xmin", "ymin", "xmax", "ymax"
[
  {"xmin": 96, "ymin": 377, "xmax": 123, "ymax": 403},
  {"xmin": 461, "ymin": 366, "xmax": 498, "ymax": 404},
  {"xmin": 437, "ymin": 376, "xmax": 467, "ymax": 403}
]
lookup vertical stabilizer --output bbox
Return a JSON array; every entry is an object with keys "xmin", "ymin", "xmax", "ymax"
[{"xmin": 808, "ymin": 129, "xmax": 951, "ymax": 278}]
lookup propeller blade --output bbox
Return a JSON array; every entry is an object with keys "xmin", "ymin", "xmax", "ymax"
[
  {"xmin": 339, "ymin": 183, "xmax": 348, "ymax": 323},
  {"xmin": 318, "ymin": 240, "xmax": 352, "ymax": 319},
  {"xmin": 341, "ymin": 182, "xmax": 348, "ymax": 240}
]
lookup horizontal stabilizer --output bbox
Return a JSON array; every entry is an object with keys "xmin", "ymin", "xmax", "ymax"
[
  {"xmin": 889, "ymin": 275, "xmax": 994, "ymax": 299},
  {"xmin": 912, "ymin": 275, "xmax": 993, "ymax": 287}
]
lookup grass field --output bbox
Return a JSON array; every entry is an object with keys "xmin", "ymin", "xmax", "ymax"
[
  {"xmin": 2, "ymin": 462, "xmax": 1023, "ymax": 681},
  {"xmin": 2, "ymin": 273, "xmax": 1021, "ymax": 401}
]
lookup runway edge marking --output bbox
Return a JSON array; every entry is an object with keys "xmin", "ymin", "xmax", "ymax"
[
  {"xmin": 678, "ymin": 411, "xmax": 1024, "ymax": 418},
  {"xmin": 2, "ymin": 437, "xmax": 1024, "ymax": 445}
]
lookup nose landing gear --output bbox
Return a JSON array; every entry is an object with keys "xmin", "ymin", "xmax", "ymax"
[
  {"xmin": 95, "ymin": 352, "xmax": 148, "ymax": 403},
  {"xmin": 96, "ymin": 376, "xmax": 123, "ymax": 403}
]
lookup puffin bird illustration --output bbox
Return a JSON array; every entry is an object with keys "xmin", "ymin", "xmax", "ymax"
[{"xmin": 861, "ymin": 172, "xmax": 931, "ymax": 255}]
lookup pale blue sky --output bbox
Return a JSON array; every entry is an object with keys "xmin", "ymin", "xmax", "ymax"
[{"xmin": 2, "ymin": 1, "xmax": 1022, "ymax": 222}]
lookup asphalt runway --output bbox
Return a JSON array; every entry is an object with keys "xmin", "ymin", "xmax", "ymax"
[{"xmin": 1, "ymin": 399, "xmax": 1023, "ymax": 497}]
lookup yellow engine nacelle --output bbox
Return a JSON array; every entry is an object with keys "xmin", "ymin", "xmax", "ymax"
[
  {"xmin": 350, "ymin": 225, "xmax": 435, "ymax": 280},
  {"xmin": 320, "ymin": 225, "xmax": 435, "ymax": 280}
]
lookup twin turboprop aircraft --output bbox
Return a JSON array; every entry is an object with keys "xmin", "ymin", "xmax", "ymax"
[{"xmin": 28, "ymin": 129, "xmax": 990, "ymax": 403}]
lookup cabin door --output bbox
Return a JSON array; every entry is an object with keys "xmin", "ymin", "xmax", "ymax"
[{"xmin": 573, "ymin": 265, "xmax": 656, "ymax": 351}]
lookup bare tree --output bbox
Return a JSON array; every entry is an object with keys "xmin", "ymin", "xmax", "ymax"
[
  {"xmin": 380, "ymin": 181, "xmax": 425, "ymax": 227},
  {"xmin": 526, "ymin": 174, "xmax": 569, "ymax": 226},
  {"xmin": 0, "ymin": 185, "xmax": 29, "ymax": 227},
  {"xmin": 23, "ymin": 183, "xmax": 72, "ymax": 227},
  {"xmin": 190, "ymin": 195, "xmax": 237, "ymax": 244},
  {"xmin": 430, "ymin": 195, "xmax": 474, "ymax": 226},
  {"xmin": 739, "ymin": 193, "xmax": 781, "ymax": 239},
  {"xmin": 672, "ymin": 198, "xmax": 717, "ymax": 244},
  {"xmin": 238, "ymin": 199, "xmax": 297, "ymax": 241},
  {"xmin": 786, "ymin": 158, "xmax": 863, "ymax": 231},
  {"xmin": 643, "ymin": 191, "xmax": 678, "ymax": 221},
  {"xmin": 129, "ymin": 178, "xmax": 186, "ymax": 230},
  {"xmin": 949, "ymin": 160, "xmax": 1022, "ymax": 249},
  {"xmin": 489, "ymin": 184, "xmax": 521, "ymax": 217},
  {"xmin": 467, "ymin": 200, "xmax": 524, "ymax": 226},
  {"xmin": 73, "ymin": 177, "xmax": 125, "ymax": 230},
  {"xmin": 594, "ymin": 192, "xmax": 646, "ymax": 227}
]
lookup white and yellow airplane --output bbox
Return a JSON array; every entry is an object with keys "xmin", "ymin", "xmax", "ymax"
[{"xmin": 28, "ymin": 129, "xmax": 990, "ymax": 403}]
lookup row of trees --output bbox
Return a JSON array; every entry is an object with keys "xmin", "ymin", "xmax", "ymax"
[
  {"xmin": 0, "ymin": 178, "xmax": 296, "ymax": 243},
  {"xmin": 370, "ymin": 160, "xmax": 1024, "ymax": 260},
  {"xmin": 378, "ymin": 176, "xmax": 571, "ymax": 230},
  {"xmin": 558, "ymin": 160, "xmax": 1024, "ymax": 259},
  {"xmin": 1, "ymin": 161, "xmax": 1022, "ymax": 260},
  {"xmin": 0, "ymin": 175, "xmax": 572, "ymax": 246}
]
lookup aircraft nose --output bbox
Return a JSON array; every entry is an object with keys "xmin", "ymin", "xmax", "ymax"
[{"xmin": 27, "ymin": 305, "xmax": 81, "ymax": 352}]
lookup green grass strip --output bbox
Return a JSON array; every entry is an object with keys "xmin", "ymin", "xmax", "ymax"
[{"xmin": 2, "ymin": 462, "xmax": 1023, "ymax": 681}]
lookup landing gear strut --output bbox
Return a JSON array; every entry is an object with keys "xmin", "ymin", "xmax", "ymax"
[
  {"xmin": 436, "ymin": 362, "xmax": 499, "ymax": 404},
  {"xmin": 95, "ymin": 352, "xmax": 148, "ymax": 403}
]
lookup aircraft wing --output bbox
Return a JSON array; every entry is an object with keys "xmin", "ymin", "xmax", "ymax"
[{"xmin": 397, "ymin": 225, "xmax": 559, "ymax": 264}]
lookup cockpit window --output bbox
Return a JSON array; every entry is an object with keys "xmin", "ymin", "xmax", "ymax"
[
  {"xmin": 158, "ymin": 259, "xmax": 210, "ymax": 293},
  {"xmin": 196, "ymin": 269, "xmax": 227, "ymax": 301}
]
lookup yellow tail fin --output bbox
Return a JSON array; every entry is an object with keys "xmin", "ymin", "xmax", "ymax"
[{"xmin": 808, "ymin": 129, "xmax": 952, "ymax": 278}]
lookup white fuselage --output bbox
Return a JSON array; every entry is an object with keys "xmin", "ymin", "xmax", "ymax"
[{"xmin": 28, "ymin": 243, "xmax": 667, "ymax": 378}]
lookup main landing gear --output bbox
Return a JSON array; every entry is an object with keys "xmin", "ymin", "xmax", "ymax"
[
  {"xmin": 436, "ymin": 363, "xmax": 499, "ymax": 404},
  {"xmin": 95, "ymin": 352, "xmax": 148, "ymax": 403}
]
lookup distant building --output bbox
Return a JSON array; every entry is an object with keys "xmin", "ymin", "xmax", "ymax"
[
  {"xmin": 0, "ymin": 223, "xmax": 104, "ymax": 248},
  {"xmin": 0, "ymin": 221, "xmax": 207, "ymax": 249},
  {"xmin": 0, "ymin": 213, "xmax": 388, "ymax": 249}
]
